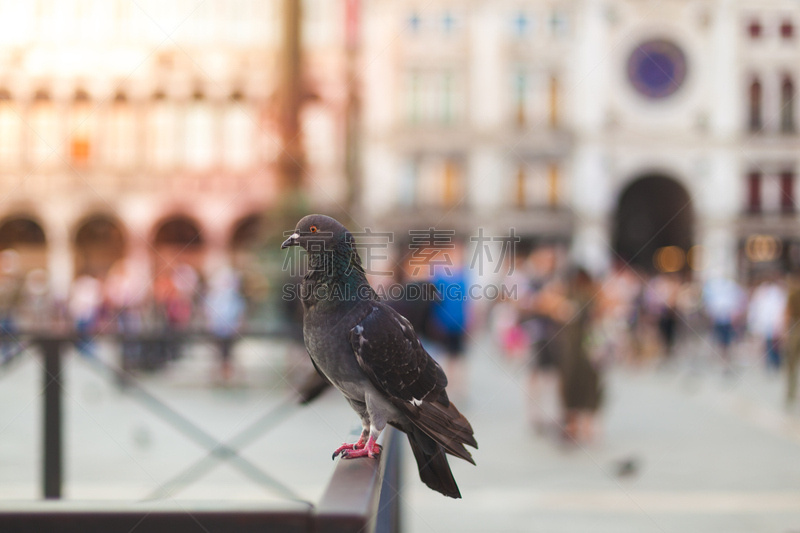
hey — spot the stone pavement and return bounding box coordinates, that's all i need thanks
[404,338,800,533]
[0,337,799,533]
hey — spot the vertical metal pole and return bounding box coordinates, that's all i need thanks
[278,0,304,193]
[344,0,361,215]
[42,338,62,499]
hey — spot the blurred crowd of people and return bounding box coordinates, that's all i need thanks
[3,235,800,420]
[490,245,800,445]
[0,249,247,380]
[364,239,800,446]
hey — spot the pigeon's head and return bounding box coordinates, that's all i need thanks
[281,214,351,251]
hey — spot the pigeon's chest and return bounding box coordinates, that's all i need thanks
[303,310,367,395]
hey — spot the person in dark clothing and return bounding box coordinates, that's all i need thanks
[553,268,603,443]
[785,273,800,408]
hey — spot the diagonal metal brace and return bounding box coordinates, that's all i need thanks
[78,354,302,501]
[147,396,299,500]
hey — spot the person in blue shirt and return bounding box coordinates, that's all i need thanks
[429,242,469,401]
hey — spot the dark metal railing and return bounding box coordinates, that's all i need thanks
[0,334,402,533]
[0,430,401,533]
[316,428,402,533]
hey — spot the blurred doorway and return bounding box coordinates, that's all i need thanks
[613,175,693,272]
[74,216,126,278]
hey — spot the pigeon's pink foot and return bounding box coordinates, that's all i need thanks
[331,435,366,460]
[340,436,382,459]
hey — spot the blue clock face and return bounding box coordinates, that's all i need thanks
[627,40,687,99]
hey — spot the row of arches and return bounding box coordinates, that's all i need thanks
[0,213,265,277]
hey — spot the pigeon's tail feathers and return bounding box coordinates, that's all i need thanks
[414,398,478,465]
[407,428,461,499]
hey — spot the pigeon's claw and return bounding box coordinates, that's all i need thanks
[331,438,366,460]
[340,436,381,459]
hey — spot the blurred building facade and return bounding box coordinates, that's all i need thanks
[0,0,349,298]
[0,0,798,302]
[359,0,800,279]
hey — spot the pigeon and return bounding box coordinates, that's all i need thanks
[281,214,477,498]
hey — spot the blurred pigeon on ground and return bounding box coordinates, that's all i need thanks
[281,214,477,498]
[613,456,640,478]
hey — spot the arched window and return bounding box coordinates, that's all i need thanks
[547,162,560,206]
[515,164,526,208]
[747,171,762,213]
[781,171,796,213]
[749,78,762,132]
[399,157,419,207]
[442,157,462,208]
[0,90,22,167]
[514,71,527,127]
[30,90,60,167]
[106,92,136,168]
[513,163,555,208]
[441,71,456,124]
[185,91,215,169]
[549,10,568,38]
[147,92,177,170]
[781,76,795,133]
[512,12,530,39]
[416,156,463,207]
[406,70,422,124]
[748,19,762,39]
[222,92,255,170]
[70,89,93,165]
[301,103,336,169]
[549,75,559,128]
[781,20,794,40]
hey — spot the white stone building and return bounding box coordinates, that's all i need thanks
[0,0,350,299]
[359,0,800,279]
[0,0,797,301]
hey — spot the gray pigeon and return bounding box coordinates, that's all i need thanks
[281,214,477,498]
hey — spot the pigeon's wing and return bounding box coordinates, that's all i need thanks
[349,302,477,462]
[350,302,446,405]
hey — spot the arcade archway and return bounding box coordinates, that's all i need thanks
[152,215,205,272]
[74,215,126,277]
[230,214,263,250]
[613,175,694,272]
[0,216,47,272]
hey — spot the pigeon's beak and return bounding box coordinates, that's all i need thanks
[281,232,300,249]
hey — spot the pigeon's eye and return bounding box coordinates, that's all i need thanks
[309,225,318,233]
